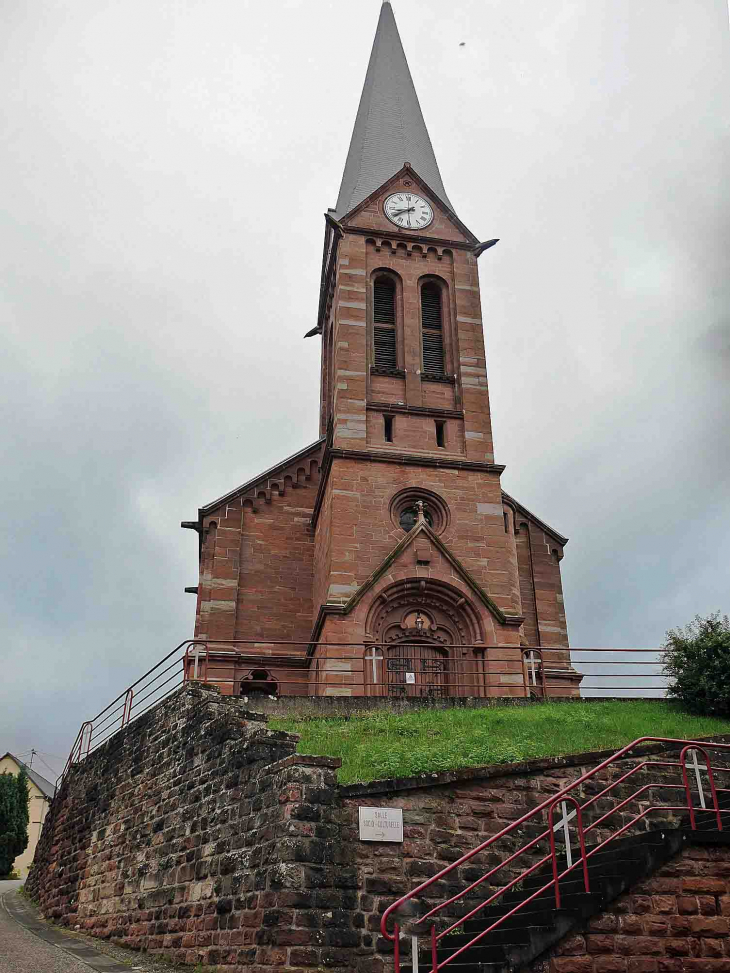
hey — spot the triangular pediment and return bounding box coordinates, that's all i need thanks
[340,165,479,246]
[323,516,522,627]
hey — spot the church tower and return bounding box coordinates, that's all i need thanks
[184,3,578,699]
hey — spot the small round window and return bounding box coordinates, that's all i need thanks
[399,505,433,532]
[390,489,449,535]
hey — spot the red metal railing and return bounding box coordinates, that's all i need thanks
[58,640,670,786]
[380,737,730,973]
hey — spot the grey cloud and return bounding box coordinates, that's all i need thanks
[1,0,728,769]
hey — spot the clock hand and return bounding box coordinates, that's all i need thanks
[392,206,415,216]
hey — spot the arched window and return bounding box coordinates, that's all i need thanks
[373,275,397,368]
[421,282,445,374]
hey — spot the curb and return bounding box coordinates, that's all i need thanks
[1,889,137,973]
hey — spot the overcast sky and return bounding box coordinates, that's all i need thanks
[1,0,728,776]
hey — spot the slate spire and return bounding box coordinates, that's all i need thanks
[333,1,452,218]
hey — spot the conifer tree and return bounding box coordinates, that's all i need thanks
[0,769,30,877]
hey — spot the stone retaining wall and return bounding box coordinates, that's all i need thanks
[28,685,356,972]
[28,687,730,973]
[529,843,730,973]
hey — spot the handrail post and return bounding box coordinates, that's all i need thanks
[431,923,438,973]
[393,923,400,973]
[547,795,590,908]
[680,745,723,832]
[71,721,93,765]
[122,689,133,727]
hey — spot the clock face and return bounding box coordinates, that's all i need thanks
[384,192,434,230]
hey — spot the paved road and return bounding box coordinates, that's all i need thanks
[0,882,128,973]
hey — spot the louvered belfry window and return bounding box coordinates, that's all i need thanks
[373,276,397,369]
[421,282,445,374]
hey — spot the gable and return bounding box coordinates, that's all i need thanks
[317,514,523,629]
[502,490,569,548]
[340,165,478,246]
[0,753,54,799]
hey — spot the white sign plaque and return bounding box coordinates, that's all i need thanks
[359,806,404,842]
[405,672,416,684]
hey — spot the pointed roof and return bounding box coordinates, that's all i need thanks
[1,753,55,799]
[334,1,452,219]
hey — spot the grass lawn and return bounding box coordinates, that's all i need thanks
[270,700,730,785]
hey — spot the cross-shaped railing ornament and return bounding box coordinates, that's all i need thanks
[689,747,707,809]
[552,800,576,867]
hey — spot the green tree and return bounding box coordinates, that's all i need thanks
[664,613,730,717]
[0,769,29,877]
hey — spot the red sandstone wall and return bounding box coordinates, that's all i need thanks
[516,516,569,648]
[234,497,315,642]
[318,456,515,616]
[530,844,730,973]
[195,448,322,646]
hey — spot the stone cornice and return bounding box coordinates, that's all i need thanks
[344,223,476,251]
[366,401,464,420]
[198,437,325,516]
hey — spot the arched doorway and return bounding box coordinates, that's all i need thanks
[363,581,485,697]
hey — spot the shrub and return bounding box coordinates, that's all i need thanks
[0,769,30,877]
[664,613,730,716]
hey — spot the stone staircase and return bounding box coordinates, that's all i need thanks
[402,808,730,973]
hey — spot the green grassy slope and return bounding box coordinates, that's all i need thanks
[270,700,730,785]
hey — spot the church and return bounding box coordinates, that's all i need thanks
[182,3,579,701]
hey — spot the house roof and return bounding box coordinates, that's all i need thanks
[1,753,55,799]
[333,1,452,219]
